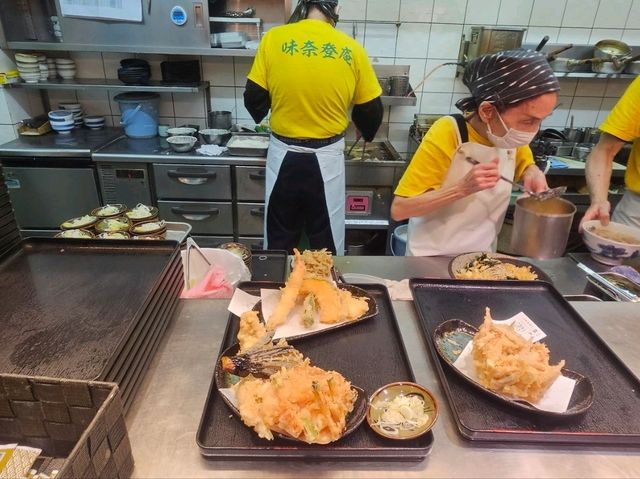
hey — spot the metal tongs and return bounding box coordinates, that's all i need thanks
[465,157,566,201]
[184,237,211,289]
[347,136,367,161]
[577,262,639,302]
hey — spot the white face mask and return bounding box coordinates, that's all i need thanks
[486,111,537,149]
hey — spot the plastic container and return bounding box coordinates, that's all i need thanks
[114,92,160,138]
[391,224,408,256]
[510,197,576,259]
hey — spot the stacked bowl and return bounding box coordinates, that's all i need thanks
[48,110,75,134]
[55,58,76,80]
[59,102,84,128]
[84,115,106,130]
[14,53,41,83]
[118,58,151,85]
[46,57,57,79]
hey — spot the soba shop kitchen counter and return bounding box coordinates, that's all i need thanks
[124,255,640,478]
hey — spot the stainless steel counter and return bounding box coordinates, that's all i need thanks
[125,257,640,478]
[0,128,123,158]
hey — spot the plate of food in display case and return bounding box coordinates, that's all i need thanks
[433,308,593,418]
[213,314,368,445]
[252,249,378,341]
[449,252,552,282]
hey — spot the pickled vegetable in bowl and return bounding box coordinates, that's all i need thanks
[131,220,166,235]
[55,228,94,239]
[91,204,127,218]
[95,216,130,233]
[60,215,97,230]
[125,203,158,221]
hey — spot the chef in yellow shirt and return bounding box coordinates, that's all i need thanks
[244,0,383,255]
[391,50,558,256]
[581,76,640,229]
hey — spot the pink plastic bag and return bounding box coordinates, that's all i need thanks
[180,265,234,299]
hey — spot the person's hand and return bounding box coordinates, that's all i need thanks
[579,201,611,232]
[459,158,500,196]
[522,165,549,193]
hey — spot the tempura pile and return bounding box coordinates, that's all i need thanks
[472,308,564,402]
[266,249,369,330]
[456,254,538,280]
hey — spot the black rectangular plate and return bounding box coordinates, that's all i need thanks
[250,249,288,282]
[196,282,433,460]
[410,278,640,446]
[0,238,180,380]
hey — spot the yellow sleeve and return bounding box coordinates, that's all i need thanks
[394,117,459,197]
[599,76,640,142]
[514,145,534,181]
[352,44,382,105]
[247,32,270,90]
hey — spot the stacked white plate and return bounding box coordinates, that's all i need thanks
[15,53,41,83]
[83,115,105,130]
[46,58,57,79]
[59,102,84,128]
[37,55,48,81]
[48,110,75,134]
[55,58,76,80]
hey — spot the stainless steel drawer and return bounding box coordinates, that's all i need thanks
[153,164,231,200]
[158,200,233,235]
[237,202,265,236]
[235,166,266,201]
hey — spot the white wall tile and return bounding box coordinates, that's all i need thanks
[395,58,427,92]
[4,90,37,124]
[575,78,608,97]
[0,124,17,145]
[202,56,235,87]
[399,0,433,22]
[589,28,623,42]
[367,0,400,21]
[621,29,640,44]
[421,59,456,93]
[388,122,411,154]
[568,96,603,127]
[596,97,618,125]
[395,23,430,59]
[70,52,105,79]
[339,0,367,21]
[465,0,500,25]
[605,78,633,97]
[0,51,16,72]
[101,53,129,79]
[420,92,453,114]
[76,90,111,116]
[450,92,467,112]
[627,0,640,28]
[233,57,253,87]
[542,95,572,128]
[525,27,559,43]
[561,0,597,28]
[432,0,467,24]
[497,0,534,26]
[336,22,365,44]
[174,117,206,130]
[48,90,78,108]
[173,92,206,118]
[594,0,632,28]
[0,92,10,125]
[428,24,463,59]
[235,87,253,122]
[557,28,592,44]
[158,116,177,128]
[389,94,422,122]
[210,86,237,117]
[364,24,398,58]
[136,54,167,80]
[558,78,578,96]
[530,0,567,27]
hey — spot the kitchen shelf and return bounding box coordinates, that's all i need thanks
[3,78,210,93]
[552,72,637,79]
[209,16,262,25]
[381,92,417,106]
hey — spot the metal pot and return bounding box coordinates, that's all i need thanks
[510,197,577,259]
[208,110,232,130]
[592,39,631,73]
[549,57,588,73]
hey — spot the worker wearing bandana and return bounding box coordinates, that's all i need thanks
[244,0,383,255]
[391,50,559,256]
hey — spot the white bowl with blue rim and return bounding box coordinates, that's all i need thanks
[582,220,640,265]
[48,110,74,123]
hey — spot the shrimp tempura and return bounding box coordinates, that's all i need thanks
[267,249,306,330]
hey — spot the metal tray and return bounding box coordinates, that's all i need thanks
[164,221,192,243]
[410,278,640,446]
[197,282,433,460]
[226,133,269,157]
[0,238,181,380]
[250,249,288,282]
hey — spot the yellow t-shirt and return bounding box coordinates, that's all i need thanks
[599,75,640,193]
[247,19,381,139]
[395,116,534,196]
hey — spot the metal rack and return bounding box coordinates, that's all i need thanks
[3,78,209,94]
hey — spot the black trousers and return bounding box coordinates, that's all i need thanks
[266,150,337,254]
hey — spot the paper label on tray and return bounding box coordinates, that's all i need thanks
[453,312,575,413]
[492,312,547,342]
[228,289,260,317]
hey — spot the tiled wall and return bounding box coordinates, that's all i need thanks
[1,0,639,157]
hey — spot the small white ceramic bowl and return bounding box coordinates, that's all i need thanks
[582,220,640,265]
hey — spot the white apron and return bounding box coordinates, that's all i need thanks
[406,118,516,256]
[612,189,640,229]
[264,134,346,254]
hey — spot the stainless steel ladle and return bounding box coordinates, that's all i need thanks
[465,157,566,201]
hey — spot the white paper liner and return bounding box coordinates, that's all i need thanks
[452,312,576,413]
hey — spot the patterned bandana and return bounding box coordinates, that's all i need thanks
[455,49,560,113]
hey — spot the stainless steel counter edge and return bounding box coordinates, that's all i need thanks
[0,128,124,158]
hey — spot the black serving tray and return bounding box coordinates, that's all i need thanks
[197,282,433,460]
[250,249,288,282]
[410,278,640,446]
[0,238,181,381]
